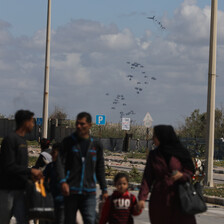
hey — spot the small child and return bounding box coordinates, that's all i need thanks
[34,138,52,170]
[44,143,64,224]
[99,172,141,224]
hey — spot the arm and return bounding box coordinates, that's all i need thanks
[43,164,50,181]
[138,151,154,201]
[99,197,111,224]
[55,141,70,196]
[1,137,31,176]
[96,141,107,194]
[131,195,142,216]
[56,141,67,183]
[169,157,194,183]
[179,168,193,182]
[33,155,46,169]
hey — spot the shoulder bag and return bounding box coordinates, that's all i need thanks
[26,178,55,221]
[178,181,207,215]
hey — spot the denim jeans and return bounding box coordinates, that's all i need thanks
[0,190,28,224]
[64,194,96,224]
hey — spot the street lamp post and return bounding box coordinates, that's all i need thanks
[42,0,51,138]
[205,0,218,187]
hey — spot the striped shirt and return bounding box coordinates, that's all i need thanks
[99,190,141,224]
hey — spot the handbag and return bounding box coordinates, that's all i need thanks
[178,181,207,215]
[26,178,55,221]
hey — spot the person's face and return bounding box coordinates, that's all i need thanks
[153,133,160,147]
[76,117,92,137]
[24,117,34,133]
[115,177,129,194]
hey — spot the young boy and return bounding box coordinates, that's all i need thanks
[34,138,52,170]
[99,173,141,224]
[44,143,64,224]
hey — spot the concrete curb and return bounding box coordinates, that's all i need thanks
[213,169,224,174]
[106,179,224,206]
[106,179,140,190]
[105,158,146,165]
[204,195,224,206]
[106,158,224,174]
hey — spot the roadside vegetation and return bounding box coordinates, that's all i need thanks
[29,156,38,167]
[203,185,224,198]
[214,160,224,167]
[27,140,39,147]
[105,165,143,184]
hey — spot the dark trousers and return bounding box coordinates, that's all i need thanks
[0,190,28,224]
[55,206,64,224]
[39,205,64,224]
[64,194,96,224]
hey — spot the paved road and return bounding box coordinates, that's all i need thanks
[214,173,224,184]
[10,186,224,224]
[134,202,224,224]
[99,187,224,224]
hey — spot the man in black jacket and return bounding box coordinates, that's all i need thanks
[0,110,43,224]
[56,112,108,224]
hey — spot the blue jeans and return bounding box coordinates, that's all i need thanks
[64,194,96,224]
[0,190,28,224]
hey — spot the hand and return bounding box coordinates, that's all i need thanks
[133,204,142,214]
[61,182,70,196]
[171,171,183,182]
[137,200,145,211]
[102,192,109,202]
[31,168,43,181]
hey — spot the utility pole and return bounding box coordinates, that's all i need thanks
[42,0,51,138]
[205,0,218,187]
[146,127,149,154]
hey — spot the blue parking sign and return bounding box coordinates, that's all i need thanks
[36,118,43,126]
[96,115,106,125]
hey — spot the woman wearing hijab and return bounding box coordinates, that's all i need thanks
[137,125,196,224]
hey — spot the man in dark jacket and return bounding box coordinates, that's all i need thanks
[0,110,43,224]
[56,112,108,224]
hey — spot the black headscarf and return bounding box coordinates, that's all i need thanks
[154,125,195,173]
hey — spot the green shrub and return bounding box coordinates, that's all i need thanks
[203,185,224,198]
[129,166,143,183]
[29,156,38,167]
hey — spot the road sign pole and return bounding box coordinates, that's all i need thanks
[99,125,102,139]
[205,0,218,187]
[146,128,149,153]
[42,0,51,139]
[38,126,41,143]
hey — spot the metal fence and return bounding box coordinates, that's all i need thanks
[0,118,223,159]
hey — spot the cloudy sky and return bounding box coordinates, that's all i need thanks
[0,0,224,126]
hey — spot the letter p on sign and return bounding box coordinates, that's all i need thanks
[96,115,106,125]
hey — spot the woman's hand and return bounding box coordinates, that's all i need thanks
[137,200,145,211]
[171,170,183,182]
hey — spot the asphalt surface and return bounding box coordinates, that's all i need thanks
[213,173,224,184]
[103,187,224,224]
[134,202,224,224]
[9,186,224,224]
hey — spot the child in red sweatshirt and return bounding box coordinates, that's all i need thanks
[99,172,142,224]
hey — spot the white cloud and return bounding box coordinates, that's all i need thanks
[100,29,135,50]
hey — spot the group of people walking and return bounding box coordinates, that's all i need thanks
[0,109,197,224]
